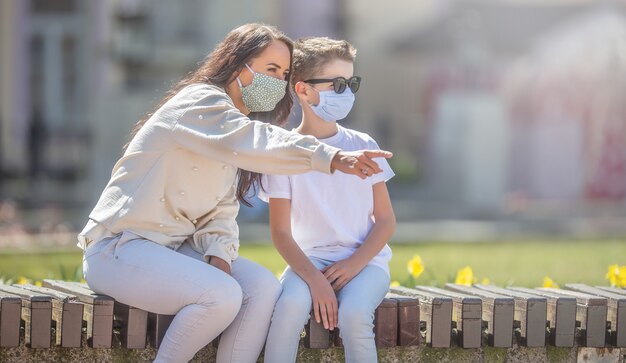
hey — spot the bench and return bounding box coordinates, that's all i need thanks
[0,281,624,362]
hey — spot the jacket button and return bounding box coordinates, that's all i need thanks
[198,114,203,119]
[175,216,180,221]
[222,165,229,169]
[192,167,199,171]
[160,197,165,202]
[220,124,225,129]
[179,191,185,196]
[192,219,198,224]
[159,224,164,228]
[232,151,238,156]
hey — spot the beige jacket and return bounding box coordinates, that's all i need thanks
[78,83,339,266]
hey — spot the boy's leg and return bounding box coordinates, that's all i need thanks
[83,232,243,363]
[336,265,390,363]
[264,258,329,363]
[176,242,282,363]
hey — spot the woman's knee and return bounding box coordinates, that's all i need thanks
[260,273,282,303]
[197,276,243,319]
[247,266,282,300]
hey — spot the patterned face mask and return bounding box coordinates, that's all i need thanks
[237,64,288,113]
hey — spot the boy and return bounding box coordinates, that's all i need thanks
[260,37,396,363]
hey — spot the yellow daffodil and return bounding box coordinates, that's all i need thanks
[455,266,475,286]
[606,264,620,286]
[618,266,626,288]
[542,276,559,288]
[390,281,401,287]
[34,281,42,287]
[407,255,425,279]
[481,277,490,285]
[15,277,31,285]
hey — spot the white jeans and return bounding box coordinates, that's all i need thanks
[82,231,282,363]
[264,257,390,363]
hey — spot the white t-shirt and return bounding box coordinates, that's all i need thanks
[258,125,395,275]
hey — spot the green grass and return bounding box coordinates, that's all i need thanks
[0,239,624,287]
[0,248,84,283]
[388,239,625,287]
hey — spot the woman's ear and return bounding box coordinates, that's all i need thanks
[229,66,245,85]
[230,70,240,83]
[234,64,254,87]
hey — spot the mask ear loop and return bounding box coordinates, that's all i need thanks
[306,83,325,109]
[304,83,320,106]
[299,82,318,108]
[236,64,255,88]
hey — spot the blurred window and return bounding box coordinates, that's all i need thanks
[31,0,75,14]
[62,34,76,122]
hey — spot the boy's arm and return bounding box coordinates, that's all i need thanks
[323,181,396,291]
[269,198,338,330]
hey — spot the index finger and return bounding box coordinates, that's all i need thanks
[329,299,337,329]
[361,150,392,174]
[364,150,393,159]
[320,303,329,330]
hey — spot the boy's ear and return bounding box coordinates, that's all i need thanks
[294,81,308,96]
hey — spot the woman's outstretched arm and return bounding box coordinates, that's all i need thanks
[170,86,391,177]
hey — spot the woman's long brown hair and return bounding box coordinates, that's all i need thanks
[123,23,293,207]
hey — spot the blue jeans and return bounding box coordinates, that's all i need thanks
[264,257,390,363]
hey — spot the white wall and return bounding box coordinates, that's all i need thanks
[0,0,30,172]
[432,91,510,210]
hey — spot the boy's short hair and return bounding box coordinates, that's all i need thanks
[291,37,357,89]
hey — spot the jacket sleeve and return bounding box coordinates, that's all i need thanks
[190,183,240,267]
[170,89,340,175]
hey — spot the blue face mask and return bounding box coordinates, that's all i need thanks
[310,88,355,122]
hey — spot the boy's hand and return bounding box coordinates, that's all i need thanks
[322,258,365,292]
[309,272,338,330]
[331,150,393,179]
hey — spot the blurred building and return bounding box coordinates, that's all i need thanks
[347,0,626,216]
[0,0,288,226]
[1,0,625,231]
[1,0,101,211]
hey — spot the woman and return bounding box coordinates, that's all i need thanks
[79,23,391,363]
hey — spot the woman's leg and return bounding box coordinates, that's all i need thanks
[264,258,329,363]
[336,265,390,363]
[177,242,282,363]
[83,232,243,363]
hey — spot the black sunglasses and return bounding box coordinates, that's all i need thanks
[303,76,361,94]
